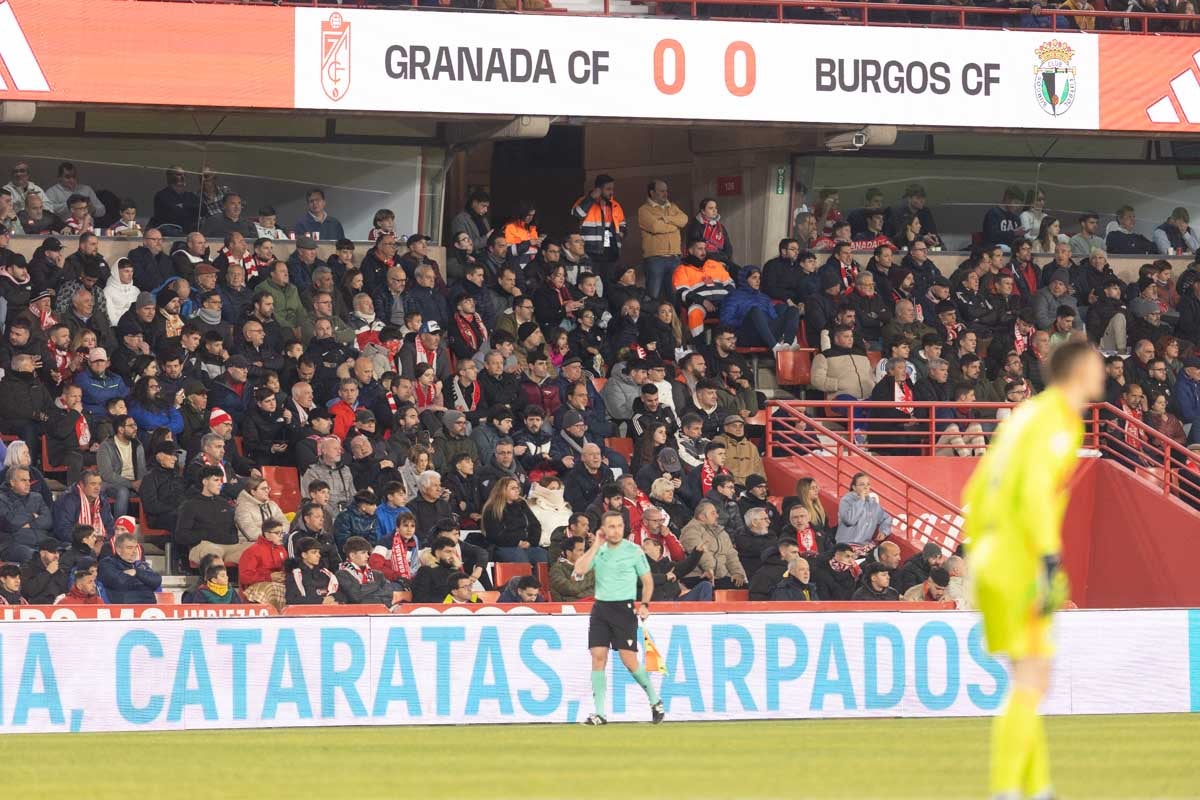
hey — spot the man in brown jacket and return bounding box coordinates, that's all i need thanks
[679,499,747,589]
[637,179,688,301]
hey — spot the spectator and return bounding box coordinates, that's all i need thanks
[686,197,735,269]
[549,535,596,601]
[770,557,822,601]
[570,174,626,280]
[868,357,921,455]
[4,162,44,214]
[96,414,145,519]
[200,192,255,239]
[237,519,288,611]
[337,536,404,607]
[712,415,761,489]
[44,162,105,219]
[293,188,345,242]
[439,571,480,604]
[190,563,239,605]
[1178,358,1200,444]
[234,474,288,543]
[735,506,777,578]
[149,166,198,233]
[20,538,67,604]
[810,324,875,401]
[450,190,491,254]
[1068,212,1105,259]
[0,353,51,455]
[720,266,801,351]
[482,476,547,564]
[835,472,893,547]
[99,533,162,604]
[74,347,128,417]
[300,436,356,512]
[637,180,688,300]
[411,535,465,603]
[175,464,243,565]
[1153,207,1199,256]
[852,561,901,601]
[284,536,339,606]
[982,186,1026,249]
[56,555,102,605]
[894,542,948,594]
[748,538,800,600]
[811,543,860,600]
[902,565,951,602]
[778,503,828,558]
[333,489,379,552]
[18,195,62,237]
[287,500,338,570]
[1033,269,1083,331]
[642,537,710,602]
[679,499,747,589]
[497,574,543,604]
[53,470,114,544]
[0,465,53,564]
[1106,205,1156,255]
[673,237,734,338]
[944,555,971,609]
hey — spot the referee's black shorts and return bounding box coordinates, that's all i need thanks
[588,599,639,652]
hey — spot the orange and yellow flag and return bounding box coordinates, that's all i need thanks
[642,626,667,675]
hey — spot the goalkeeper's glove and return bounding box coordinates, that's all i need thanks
[1040,554,1069,616]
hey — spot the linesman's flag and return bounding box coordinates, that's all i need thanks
[642,626,667,675]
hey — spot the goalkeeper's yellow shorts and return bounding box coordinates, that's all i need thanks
[975,567,1054,661]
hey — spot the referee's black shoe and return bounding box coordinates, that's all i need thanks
[583,714,608,726]
[650,702,665,724]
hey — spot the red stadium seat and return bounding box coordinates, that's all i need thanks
[494,562,532,589]
[775,348,812,386]
[262,466,301,515]
[479,591,501,603]
[591,377,607,392]
[715,590,749,602]
[535,561,549,591]
[867,350,883,368]
[605,437,634,460]
[39,435,66,475]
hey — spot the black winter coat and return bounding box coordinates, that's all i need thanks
[174,493,237,551]
[482,500,542,549]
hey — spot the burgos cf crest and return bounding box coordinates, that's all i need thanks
[321,12,351,102]
[1034,40,1076,117]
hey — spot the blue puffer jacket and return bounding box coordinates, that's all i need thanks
[719,271,778,329]
[333,506,378,550]
[129,401,184,438]
[73,368,130,416]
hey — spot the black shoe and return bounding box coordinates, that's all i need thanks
[650,701,665,724]
[582,713,608,726]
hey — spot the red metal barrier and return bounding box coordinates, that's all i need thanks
[766,401,967,553]
[130,0,1200,34]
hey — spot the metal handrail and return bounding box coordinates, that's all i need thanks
[767,401,967,551]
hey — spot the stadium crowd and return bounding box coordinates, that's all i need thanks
[0,160,1195,608]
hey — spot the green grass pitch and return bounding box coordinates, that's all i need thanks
[2,714,1197,798]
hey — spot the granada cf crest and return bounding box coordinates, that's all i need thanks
[321,12,351,102]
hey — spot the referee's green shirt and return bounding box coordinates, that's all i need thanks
[588,539,650,601]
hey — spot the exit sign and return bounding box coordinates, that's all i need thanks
[716,175,742,196]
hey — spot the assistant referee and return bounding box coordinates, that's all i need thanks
[572,509,665,726]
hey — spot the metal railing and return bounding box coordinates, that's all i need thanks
[131,0,1200,34]
[766,399,1200,538]
[766,401,967,553]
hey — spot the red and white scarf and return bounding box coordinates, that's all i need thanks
[48,341,71,377]
[795,526,819,554]
[449,379,480,413]
[700,460,727,497]
[1012,322,1030,356]
[35,303,57,331]
[454,313,483,353]
[389,535,418,581]
[339,561,373,585]
[201,453,229,484]
[829,555,862,579]
[894,380,914,416]
[414,337,437,370]
[1123,405,1145,450]
[413,381,437,410]
[76,485,102,530]
[222,247,258,281]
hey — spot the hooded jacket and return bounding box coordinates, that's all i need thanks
[719,271,778,329]
[748,543,791,601]
[527,481,571,548]
[672,254,733,308]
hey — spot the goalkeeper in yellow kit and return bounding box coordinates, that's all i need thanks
[962,341,1104,800]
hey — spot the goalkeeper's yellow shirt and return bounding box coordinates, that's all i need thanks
[962,385,1083,578]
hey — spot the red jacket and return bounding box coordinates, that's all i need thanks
[238,535,288,586]
[329,400,360,440]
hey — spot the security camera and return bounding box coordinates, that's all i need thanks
[823,125,897,152]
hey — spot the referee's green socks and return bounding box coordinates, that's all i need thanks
[632,667,660,705]
[591,671,607,716]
